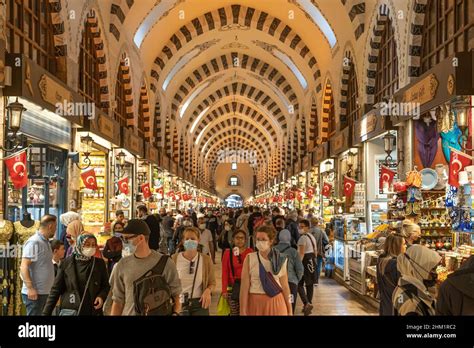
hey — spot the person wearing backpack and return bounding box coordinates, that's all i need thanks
[221,230,253,315]
[310,218,330,284]
[297,219,317,316]
[109,219,182,316]
[275,229,304,315]
[171,227,216,316]
[42,233,110,316]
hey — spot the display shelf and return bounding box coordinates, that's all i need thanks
[82,211,106,214]
[84,222,104,226]
[420,207,448,210]
[421,235,453,238]
[421,227,452,230]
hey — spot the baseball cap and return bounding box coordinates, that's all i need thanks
[122,219,150,236]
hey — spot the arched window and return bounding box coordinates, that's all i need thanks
[114,60,128,127]
[229,176,240,186]
[346,61,359,126]
[6,0,57,74]
[79,18,102,110]
[421,0,474,73]
[374,18,398,104]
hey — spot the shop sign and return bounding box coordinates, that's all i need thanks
[402,73,438,106]
[171,161,178,175]
[148,146,159,165]
[330,127,350,156]
[178,166,184,179]
[97,116,115,140]
[0,40,6,88]
[302,154,311,171]
[293,161,301,174]
[313,143,328,165]
[352,111,391,146]
[286,167,293,179]
[4,54,84,126]
[122,127,144,157]
[162,155,170,171]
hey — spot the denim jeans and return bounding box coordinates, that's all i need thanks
[316,255,324,283]
[167,237,174,254]
[22,294,49,316]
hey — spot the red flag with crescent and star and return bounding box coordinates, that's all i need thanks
[306,186,315,199]
[81,168,98,191]
[4,149,28,189]
[168,190,175,200]
[343,176,357,197]
[449,147,472,187]
[322,182,332,198]
[117,176,129,195]
[141,182,152,199]
[156,187,164,196]
[379,165,396,189]
[175,192,182,201]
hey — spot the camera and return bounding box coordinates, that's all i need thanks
[181,292,191,316]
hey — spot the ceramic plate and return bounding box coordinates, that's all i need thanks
[420,168,438,190]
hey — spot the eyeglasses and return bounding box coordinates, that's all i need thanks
[120,235,139,242]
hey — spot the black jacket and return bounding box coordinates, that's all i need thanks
[436,256,474,315]
[376,256,400,316]
[144,215,161,250]
[43,256,110,316]
[247,212,262,236]
[285,219,300,249]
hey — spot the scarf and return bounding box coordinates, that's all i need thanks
[66,220,83,241]
[73,233,97,261]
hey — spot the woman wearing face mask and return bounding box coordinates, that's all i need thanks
[171,227,216,316]
[43,234,110,315]
[173,218,194,253]
[392,244,441,316]
[197,214,214,258]
[221,230,253,315]
[240,225,292,316]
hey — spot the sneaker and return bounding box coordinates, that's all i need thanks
[303,304,313,316]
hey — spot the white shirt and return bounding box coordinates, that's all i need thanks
[199,229,213,255]
[176,253,203,299]
[248,252,287,294]
[298,233,317,254]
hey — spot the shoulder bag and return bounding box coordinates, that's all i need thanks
[229,250,241,301]
[256,252,283,298]
[59,257,96,316]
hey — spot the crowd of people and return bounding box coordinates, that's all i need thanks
[18,206,473,316]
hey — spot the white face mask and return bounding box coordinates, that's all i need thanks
[199,224,206,230]
[224,225,231,231]
[256,240,270,252]
[82,247,96,258]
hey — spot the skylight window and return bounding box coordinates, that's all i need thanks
[190,106,210,133]
[297,0,337,48]
[273,49,307,90]
[134,1,176,48]
[163,48,200,91]
[180,81,210,117]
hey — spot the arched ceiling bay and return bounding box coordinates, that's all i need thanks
[116,0,349,186]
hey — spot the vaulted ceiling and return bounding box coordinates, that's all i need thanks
[105,0,358,186]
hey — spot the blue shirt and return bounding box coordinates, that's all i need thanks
[21,231,54,295]
[275,243,304,285]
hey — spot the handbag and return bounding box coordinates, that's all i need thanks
[256,253,283,298]
[217,295,231,316]
[229,251,241,301]
[59,257,96,316]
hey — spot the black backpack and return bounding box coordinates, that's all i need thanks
[133,255,173,316]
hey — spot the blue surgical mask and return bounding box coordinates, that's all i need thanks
[122,240,137,257]
[183,239,199,251]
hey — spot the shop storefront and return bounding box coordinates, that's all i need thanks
[76,112,121,239]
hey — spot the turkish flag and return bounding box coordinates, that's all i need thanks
[379,165,397,188]
[156,187,164,197]
[4,149,28,189]
[285,190,295,200]
[80,168,98,190]
[449,147,472,187]
[322,182,332,198]
[141,182,151,199]
[168,190,175,200]
[343,176,357,197]
[296,190,304,201]
[306,186,315,199]
[117,176,129,195]
[175,192,182,201]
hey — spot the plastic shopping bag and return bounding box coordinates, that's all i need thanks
[217,295,231,316]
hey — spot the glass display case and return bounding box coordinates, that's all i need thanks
[368,201,388,232]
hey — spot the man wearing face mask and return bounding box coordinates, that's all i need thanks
[110,219,182,316]
[158,208,175,254]
[20,215,57,315]
[136,205,161,252]
[392,245,441,316]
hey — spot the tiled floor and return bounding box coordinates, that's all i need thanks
[209,252,378,316]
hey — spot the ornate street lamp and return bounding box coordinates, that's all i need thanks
[113,150,127,179]
[453,96,474,152]
[1,98,26,152]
